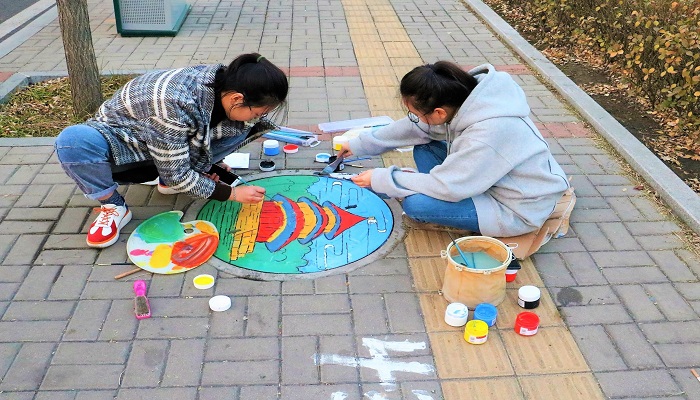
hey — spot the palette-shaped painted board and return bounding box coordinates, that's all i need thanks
[197,174,395,275]
[127,211,219,274]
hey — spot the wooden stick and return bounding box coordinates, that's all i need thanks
[691,369,700,383]
[114,268,142,280]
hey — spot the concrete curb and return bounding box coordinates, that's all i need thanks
[465,0,700,235]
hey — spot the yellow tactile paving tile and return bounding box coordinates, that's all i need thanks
[501,327,590,375]
[442,378,523,399]
[430,330,514,378]
[341,0,605,398]
[419,293,452,332]
[519,373,606,400]
[409,257,444,292]
[496,289,564,329]
[404,230,453,257]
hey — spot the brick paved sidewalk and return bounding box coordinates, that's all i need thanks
[1,0,699,399]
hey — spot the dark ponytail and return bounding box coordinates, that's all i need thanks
[212,53,289,108]
[399,60,477,114]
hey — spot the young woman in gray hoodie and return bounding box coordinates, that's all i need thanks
[340,61,570,238]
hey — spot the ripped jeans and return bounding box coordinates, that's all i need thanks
[54,124,243,200]
[401,140,480,233]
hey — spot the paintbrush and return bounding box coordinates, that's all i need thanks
[446,231,475,269]
[692,369,700,383]
[234,176,274,201]
[318,153,345,176]
[133,280,151,320]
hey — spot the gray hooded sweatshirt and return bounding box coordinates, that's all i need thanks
[347,64,570,237]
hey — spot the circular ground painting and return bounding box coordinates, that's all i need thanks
[189,171,404,280]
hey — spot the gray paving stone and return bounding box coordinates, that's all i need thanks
[42,185,77,208]
[606,323,663,369]
[636,234,687,251]
[239,385,281,400]
[121,339,168,388]
[13,264,61,300]
[531,253,576,287]
[99,299,138,341]
[615,284,666,321]
[246,296,281,336]
[48,265,91,300]
[52,341,130,364]
[202,360,279,385]
[591,251,655,267]
[571,325,627,372]
[35,249,97,266]
[6,207,61,221]
[280,384,361,400]
[645,283,698,321]
[648,250,697,282]
[215,276,281,296]
[282,293,350,314]
[385,292,426,333]
[602,266,669,284]
[135,317,209,339]
[282,313,352,336]
[0,264,30,282]
[319,335,360,384]
[197,387,240,400]
[551,285,619,306]
[2,300,75,321]
[606,196,646,221]
[561,251,607,285]
[595,370,681,398]
[3,234,46,265]
[147,297,210,318]
[281,279,315,294]
[113,388,198,400]
[206,337,279,362]
[560,304,633,325]
[348,275,414,294]
[0,342,54,391]
[63,299,112,341]
[349,257,410,276]
[314,274,349,294]
[13,185,50,208]
[282,336,318,384]
[162,338,206,387]
[351,293,389,336]
[572,222,614,251]
[0,342,20,379]
[641,320,700,343]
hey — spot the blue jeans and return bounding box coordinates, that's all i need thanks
[55,124,244,201]
[401,141,480,233]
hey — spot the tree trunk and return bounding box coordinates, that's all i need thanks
[56,0,102,118]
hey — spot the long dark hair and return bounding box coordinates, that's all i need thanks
[400,61,478,114]
[211,53,288,108]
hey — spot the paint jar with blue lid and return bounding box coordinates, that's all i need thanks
[263,140,280,156]
[473,303,498,327]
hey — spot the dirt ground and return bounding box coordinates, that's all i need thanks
[555,59,700,193]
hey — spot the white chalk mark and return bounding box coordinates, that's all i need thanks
[331,392,348,400]
[412,390,435,400]
[364,391,389,399]
[315,338,434,392]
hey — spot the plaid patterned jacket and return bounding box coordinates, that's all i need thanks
[86,64,269,199]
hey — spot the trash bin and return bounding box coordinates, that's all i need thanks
[113,0,191,37]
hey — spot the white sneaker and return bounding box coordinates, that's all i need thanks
[157,183,179,195]
[86,204,132,248]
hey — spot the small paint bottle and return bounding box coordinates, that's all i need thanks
[444,302,469,327]
[514,311,540,336]
[473,303,498,327]
[263,140,280,156]
[518,285,541,309]
[259,160,276,172]
[464,319,489,344]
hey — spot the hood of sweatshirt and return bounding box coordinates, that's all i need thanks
[450,64,531,132]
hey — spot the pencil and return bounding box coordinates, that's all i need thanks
[692,369,700,383]
[235,176,274,200]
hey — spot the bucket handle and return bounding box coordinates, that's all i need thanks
[440,249,466,272]
[505,243,518,261]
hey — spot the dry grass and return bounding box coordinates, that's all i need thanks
[0,75,134,138]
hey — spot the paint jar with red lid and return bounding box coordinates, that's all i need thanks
[514,311,540,336]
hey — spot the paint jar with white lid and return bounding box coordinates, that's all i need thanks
[517,285,541,309]
[263,140,280,156]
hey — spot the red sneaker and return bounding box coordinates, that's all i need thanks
[86,204,132,248]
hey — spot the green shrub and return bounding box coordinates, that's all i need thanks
[507,0,699,158]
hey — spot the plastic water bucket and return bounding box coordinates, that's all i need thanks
[441,236,512,309]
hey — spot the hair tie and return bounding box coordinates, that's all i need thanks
[256,55,265,63]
